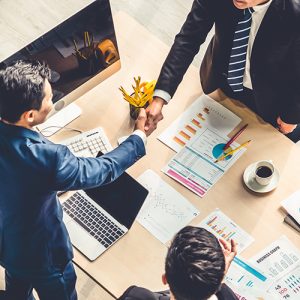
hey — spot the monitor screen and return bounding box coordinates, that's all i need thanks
[0,0,120,113]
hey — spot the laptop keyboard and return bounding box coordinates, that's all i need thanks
[62,192,125,248]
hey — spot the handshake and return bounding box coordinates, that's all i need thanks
[134,97,165,136]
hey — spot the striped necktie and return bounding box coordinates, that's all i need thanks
[227,8,254,92]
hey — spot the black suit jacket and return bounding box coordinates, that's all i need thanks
[156,0,300,124]
[118,284,238,300]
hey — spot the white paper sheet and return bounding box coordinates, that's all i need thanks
[136,170,200,244]
[197,209,254,253]
[250,236,300,300]
[158,94,241,152]
[162,128,246,197]
[225,257,270,300]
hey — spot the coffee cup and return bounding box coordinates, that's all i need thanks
[254,160,274,186]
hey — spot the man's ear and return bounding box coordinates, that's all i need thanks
[23,110,35,124]
[162,273,168,285]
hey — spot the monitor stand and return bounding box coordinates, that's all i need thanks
[36,103,82,136]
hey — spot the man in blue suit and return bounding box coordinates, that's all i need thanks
[0,60,150,300]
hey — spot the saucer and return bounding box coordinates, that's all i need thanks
[243,163,280,193]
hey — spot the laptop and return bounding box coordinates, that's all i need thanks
[61,169,148,261]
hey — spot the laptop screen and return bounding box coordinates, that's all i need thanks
[84,172,148,229]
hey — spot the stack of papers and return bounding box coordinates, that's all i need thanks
[281,190,300,232]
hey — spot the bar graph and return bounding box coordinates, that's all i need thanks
[206,215,237,241]
[198,209,254,253]
[158,94,241,153]
[172,107,209,148]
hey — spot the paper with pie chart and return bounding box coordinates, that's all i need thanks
[162,128,246,197]
[136,170,200,244]
[158,94,241,152]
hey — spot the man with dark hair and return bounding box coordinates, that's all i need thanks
[145,0,300,142]
[119,226,238,300]
[0,60,152,300]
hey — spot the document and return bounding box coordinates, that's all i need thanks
[225,257,270,300]
[158,94,241,152]
[197,209,254,253]
[136,170,200,244]
[250,236,300,300]
[281,190,300,225]
[162,128,246,197]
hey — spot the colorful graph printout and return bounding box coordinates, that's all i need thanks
[158,94,241,152]
[197,209,254,253]
[251,236,300,299]
[225,257,270,299]
[162,128,245,197]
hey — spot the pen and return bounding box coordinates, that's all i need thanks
[224,124,248,150]
[73,39,78,52]
[215,140,251,163]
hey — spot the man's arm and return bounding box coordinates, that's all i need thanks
[51,109,149,191]
[146,0,216,132]
[277,28,300,132]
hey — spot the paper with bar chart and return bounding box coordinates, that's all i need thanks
[162,128,246,197]
[225,256,270,299]
[158,94,241,152]
[250,236,300,299]
[136,170,200,244]
[197,209,254,252]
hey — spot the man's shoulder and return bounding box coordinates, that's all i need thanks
[284,0,300,21]
[118,286,169,300]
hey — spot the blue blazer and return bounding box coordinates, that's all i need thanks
[0,122,145,272]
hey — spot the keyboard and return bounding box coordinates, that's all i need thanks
[62,192,125,248]
[60,127,113,157]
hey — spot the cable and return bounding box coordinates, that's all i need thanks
[37,126,82,138]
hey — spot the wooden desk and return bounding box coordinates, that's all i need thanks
[52,12,300,298]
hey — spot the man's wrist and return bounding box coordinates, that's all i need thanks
[153,89,171,104]
[131,129,147,146]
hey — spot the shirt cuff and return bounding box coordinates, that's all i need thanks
[131,130,147,146]
[153,89,171,104]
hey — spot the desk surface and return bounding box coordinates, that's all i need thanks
[52,12,300,298]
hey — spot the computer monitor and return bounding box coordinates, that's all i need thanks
[0,0,120,116]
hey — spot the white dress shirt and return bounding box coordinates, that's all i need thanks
[154,0,273,102]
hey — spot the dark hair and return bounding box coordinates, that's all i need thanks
[165,226,225,300]
[0,60,50,123]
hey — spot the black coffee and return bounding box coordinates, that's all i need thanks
[256,166,273,178]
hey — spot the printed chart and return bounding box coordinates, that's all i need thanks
[225,256,269,299]
[163,129,245,197]
[198,209,254,253]
[137,170,199,244]
[158,94,241,152]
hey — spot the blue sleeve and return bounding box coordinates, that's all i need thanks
[52,135,145,191]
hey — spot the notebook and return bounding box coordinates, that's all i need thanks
[62,164,148,260]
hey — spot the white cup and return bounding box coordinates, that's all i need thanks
[254,160,275,186]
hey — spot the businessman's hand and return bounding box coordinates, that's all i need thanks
[145,97,165,133]
[277,116,297,134]
[219,238,237,275]
[135,108,155,136]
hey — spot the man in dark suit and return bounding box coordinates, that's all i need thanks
[0,60,152,300]
[145,0,300,142]
[118,226,238,300]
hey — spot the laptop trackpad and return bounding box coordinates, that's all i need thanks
[66,220,106,261]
